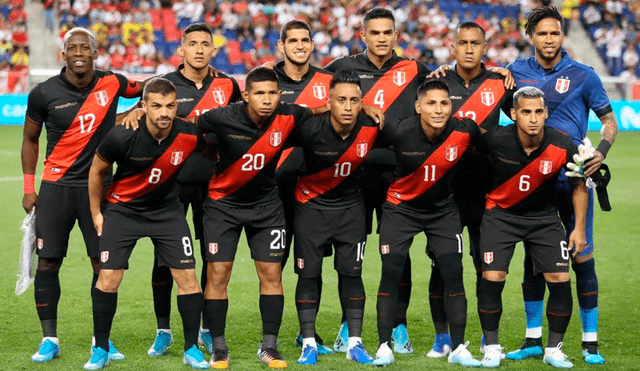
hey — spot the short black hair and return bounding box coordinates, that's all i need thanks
[182,22,213,42]
[525,6,563,36]
[143,77,177,101]
[280,20,312,42]
[363,7,395,28]
[245,67,279,92]
[329,68,361,91]
[453,21,486,40]
[417,79,450,98]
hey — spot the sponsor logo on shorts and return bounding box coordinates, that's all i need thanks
[170,151,184,166]
[37,238,43,250]
[209,243,218,255]
[539,160,553,175]
[556,262,568,267]
[484,252,493,264]
[381,245,390,254]
[297,258,304,269]
[270,131,282,147]
[180,259,195,264]
[100,251,109,263]
[270,252,284,257]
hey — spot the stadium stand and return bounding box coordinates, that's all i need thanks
[0,0,27,93]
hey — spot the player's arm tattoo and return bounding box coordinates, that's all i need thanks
[598,111,618,151]
[584,111,619,177]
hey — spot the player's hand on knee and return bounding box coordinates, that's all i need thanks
[22,193,38,214]
[121,108,144,131]
[569,230,586,257]
[427,64,450,78]
[92,212,104,237]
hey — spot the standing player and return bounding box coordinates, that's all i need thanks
[373,80,482,367]
[21,27,145,363]
[325,7,431,353]
[503,6,618,364]
[427,22,514,358]
[294,69,377,366]
[477,86,587,369]
[85,78,208,370]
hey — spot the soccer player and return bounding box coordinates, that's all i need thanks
[372,79,482,367]
[21,27,144,363]
[85,77,208,370]
[477,86,587,368]
[503,6,618,364]
[294,69,377,366]
[324,7,431,353]
[427,22,514,358]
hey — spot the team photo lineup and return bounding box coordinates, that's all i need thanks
[19,3,620,370]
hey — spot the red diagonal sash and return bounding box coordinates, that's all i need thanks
[294,72,333,109]
[208,115,296,200]
[453,78,505,126]
[188,79,234,118]
[387,130,471,205]
[363,60,418,112]
[43,75,121,182]
[106,132,199,203]
[295,126,378,204]
[486,144,567,210]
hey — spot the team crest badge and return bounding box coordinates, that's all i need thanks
[212,90,226,105]
[37,238,43,250]
[555,77,570,94]
[381,245,390,255]
[100,251,109,263]
[393,71,406,86]
[270,131,282,147]
[484,252,493,264]
[170,151,184,166]
[481,91,495,106]
[95,90,109,107]
[539,160,553,175]
[445,145,458,162]
[209,243,218,255]
[297,258,304,269]
[356,143,368,158]
[312,84,326,100]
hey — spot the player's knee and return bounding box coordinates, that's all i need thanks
[482,270,506,282]
[436,253,465,293]
[96,269,124,293]
[543,272,570,283]
[171,268,201,293]
[37,257,63,272]
[572,253,593,265]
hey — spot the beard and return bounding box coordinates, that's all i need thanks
[284,51,311,67]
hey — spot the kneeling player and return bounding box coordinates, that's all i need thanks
[477,86,587,369]
[85,78,208,370]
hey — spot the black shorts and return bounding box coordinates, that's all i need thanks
[203,198,286,263]
[35,182,99,259]
[99,201,196,270]
[379,201,464,259]
[179,183,208,240]
[293,202,366,278]
[479,209,570,274]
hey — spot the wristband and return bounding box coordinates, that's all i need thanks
[596,140,612,159]
[23,174,35,194]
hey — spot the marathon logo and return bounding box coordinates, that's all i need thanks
[170,151,184,166]
[381,245,390,255]
[359,74,374,79]
[270,131,282,147]
[95,90,110,107]
[356,143,368,158]
[100,251,109,263]
[37,238,43,250]
[539,160,553,175]
[484,252,493,264]
[556,262,568,267]
[281,91,295,95]
[209,243,218,255]
[297,258,304,269]
[312,84,326,100]
[555,77,570,94]
[212,89,226,105]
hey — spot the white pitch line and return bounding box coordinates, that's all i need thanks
[0,176,42,182]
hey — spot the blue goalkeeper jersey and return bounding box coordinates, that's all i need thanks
[507,51,613,146]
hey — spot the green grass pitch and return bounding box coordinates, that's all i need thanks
[0,126,638,370]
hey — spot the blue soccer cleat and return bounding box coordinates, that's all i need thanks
[448,341,482,367]
[198,329,213,354]
[481,344,503,368]
[334,321,349,353]
[148,330,173,356]
[582,348,605,364]
[392,324,414,354]
[107,340,124,360]
[183,344,209,369]
[346,342,373,364]
[84,346,109,370]
[297,345,318,365]
[544,343,574,368]
[296,331,333,354]
[31,338,60,362]
[317,342,333,355]
[427,333,452,358]
[506,338,544,360]
[372,342,394,366]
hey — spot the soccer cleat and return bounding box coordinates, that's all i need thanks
[210,348,230,369]
[544,343,574,368]
[198,329,213,354]
[317,342,333,355]
[148,330,173,356]
[108,340,125,361]
[427,333,452,358]
[183,344,209,369]
[582,344,605,365]
[346,342,373,364]
[32,338,60,362]
[334,321,349,352]
[481,344,503,368]
[297,345,318,365]
[296,332,333,354]
[84,346,109,370]
[506,337,544,360]
[448,341,482,367]
[372,342,394,366]
[480,335,486,354]
[392,324,414,354]
[259,348,287,369]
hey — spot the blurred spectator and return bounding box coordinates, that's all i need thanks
[72,0,90,18]
[173,0,204,23]
[10,45,28,71]
[583,4,602,27]
[8,4,26,24]
[11,23,28,47]
[95,47,111,70]
[622,43,639,70]
[606,25,625,74]
[155,52,174,74]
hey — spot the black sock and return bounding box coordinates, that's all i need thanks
[152,259,173,330]
[296,276,318,339]
[341,275,366,338]
[395,255,412,327]
[178,293,203,350]
[546,281,572,348]
[438,254,467,348]
[477,278,505,345]
[377,254,404,345]
[338,274,346,323]
[522,254,546,302]
[429,261,448,333]
[204,299,228,341]
[35,270,61,337]
[92,287,117,352]
[199,241,208,293]
[260,294,284,347]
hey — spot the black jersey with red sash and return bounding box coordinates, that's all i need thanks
[294,112,378,209]
[482,125,578,216]
[26,68,139,186]
[196,102,311,206]
[163,67,241,184]
[96,118,204,211]
[383,116,480,210]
